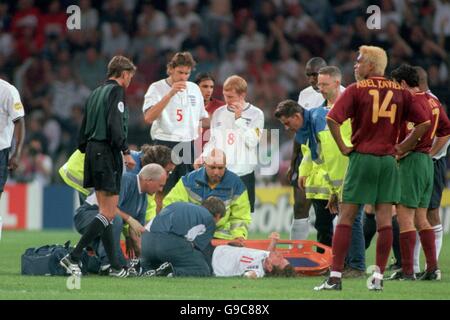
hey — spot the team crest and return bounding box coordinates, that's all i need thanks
[14,102,24,111]
[188,95,196,106]
[407,122,414,130]
[118,101,124,113]
[242,117,251,125]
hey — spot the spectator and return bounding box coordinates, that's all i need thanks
[181,22,211,52]
[203,0,233,45]
[158,22,185,53]
[101,21,130,59]
[11,0,41,38]
[254,0,277,35]
[100,0,128,33]
[0,4,14,59]
[16,137,53,186]
[20,56,52,113]
[236,19,266,59]
[379,0,403,30]
[217,46,246,84]
[137,1,168,37]
[433,0,450,50]
[50,65,91,123]
[76,47,108,90]
[135,45,162,85]
[171,1,201,37]
[0,2,11,31]
[331,0,364,26]
[212,21,236,60]
[300,0,335,31]
[191,45,215,80]
[276,46,300,97]
[284,3,315,39]
[40,0,67,38]
[265,14,291,62]
[79,0,99,31]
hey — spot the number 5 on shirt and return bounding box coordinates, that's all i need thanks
[176,109,183,121]
[369,89,397,124]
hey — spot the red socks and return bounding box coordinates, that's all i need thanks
[419,229,438,272]
[331,224,352,273]
[399,230,416,275]
[376,226,393,274]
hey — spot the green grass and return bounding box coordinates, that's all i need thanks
[1,230,450,300]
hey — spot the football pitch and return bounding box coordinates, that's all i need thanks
[1,230,449,300]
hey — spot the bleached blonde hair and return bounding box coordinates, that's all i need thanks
[359,45,388,75]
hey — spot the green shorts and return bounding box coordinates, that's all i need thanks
[341,152,400,205]
[399,152,433,208]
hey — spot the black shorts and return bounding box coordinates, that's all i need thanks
[83,141,122,194]
[290,154,302,187]
[0,148,9,192]
[240,172,255,213]
[429,157,447,209]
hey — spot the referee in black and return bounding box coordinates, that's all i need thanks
[60,56,137,277]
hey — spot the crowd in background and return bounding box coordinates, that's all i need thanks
[1,0,450,186]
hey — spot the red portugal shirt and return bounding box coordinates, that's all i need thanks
[205,98,225,117]
[399,91,450,153]
[201,98,225,148]
[327,77,430,156]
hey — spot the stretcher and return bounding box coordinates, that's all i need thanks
[212,239,332,276]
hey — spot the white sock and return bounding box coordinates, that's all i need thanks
[330,271,342,278]
[290,218,310,240]
[373,272,383,280]
[434,224,443,260]
[413,231,421,274]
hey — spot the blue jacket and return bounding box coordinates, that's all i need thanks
[150,202,216,252]
[295,105,328,161]
[163,167,251,240]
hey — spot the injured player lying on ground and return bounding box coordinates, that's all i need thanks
[134,233,298,278]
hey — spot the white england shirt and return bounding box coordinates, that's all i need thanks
[298,85,346,110]
[212,245,269,278]
[203,103,264,176]
[142,79,208,142]
[426,90,450,160]
[0,79,25,150]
